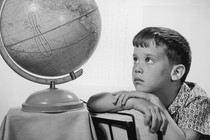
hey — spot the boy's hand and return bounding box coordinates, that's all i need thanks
[113,90,150,106]
[133,98,168,134]
[112,91,168,134]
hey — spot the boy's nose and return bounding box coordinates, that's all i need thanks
[135,68,143,74]
[134,64,144,74]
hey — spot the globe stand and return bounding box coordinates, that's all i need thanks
[22,73,84,113]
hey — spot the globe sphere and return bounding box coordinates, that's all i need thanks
[0,0,101,78]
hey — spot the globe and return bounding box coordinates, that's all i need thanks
[0,0,101,112]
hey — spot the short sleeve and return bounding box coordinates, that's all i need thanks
[177,96,210,136]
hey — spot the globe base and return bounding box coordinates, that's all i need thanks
[22,87,84,113]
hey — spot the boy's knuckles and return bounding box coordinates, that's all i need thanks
[153,106,159,111]
[146,114,152,120]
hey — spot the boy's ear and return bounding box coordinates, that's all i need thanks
[171,64,186,81]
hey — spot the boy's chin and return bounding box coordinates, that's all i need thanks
[135,86,152,93]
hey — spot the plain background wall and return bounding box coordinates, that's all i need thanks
[0,0,210,122]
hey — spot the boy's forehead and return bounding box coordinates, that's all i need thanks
[133,42,167,56]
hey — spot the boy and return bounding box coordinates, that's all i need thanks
[87,27,210,140]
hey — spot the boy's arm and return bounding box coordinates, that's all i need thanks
[88,92,168,134]
[87,92,160,113]
[87,92,135,112]
[87,92,200,140]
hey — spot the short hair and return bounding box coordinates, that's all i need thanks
[133,27,191,83]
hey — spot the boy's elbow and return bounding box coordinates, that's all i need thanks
[87,94,104,112]
[87,95,96,111]
[87,92,113,112]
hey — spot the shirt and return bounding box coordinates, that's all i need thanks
[168,82,210,140]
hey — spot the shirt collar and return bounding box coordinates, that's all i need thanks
[167,82,191,115]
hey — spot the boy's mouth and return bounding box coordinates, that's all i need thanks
[134,78,144,83]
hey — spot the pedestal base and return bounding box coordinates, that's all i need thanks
[22,88,84,113]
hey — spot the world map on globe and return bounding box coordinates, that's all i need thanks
[0,0,101,77]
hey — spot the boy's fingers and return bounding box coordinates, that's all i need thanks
[118,94,125,106]
[122,95,130,105]
[143,115,149,126]
[112,94,120,104]
[155,107,162,127]
[150,108,159,133]
[113,92,126,106]
[143,110,152,127]
[160,112,168,133]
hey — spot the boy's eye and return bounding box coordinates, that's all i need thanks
[145,57,154,64]
[133,57,139,63]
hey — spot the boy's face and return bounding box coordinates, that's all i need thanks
[132,41,173,94]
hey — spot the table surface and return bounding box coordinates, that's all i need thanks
[0,106,97,140]
[0,107,160,140]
